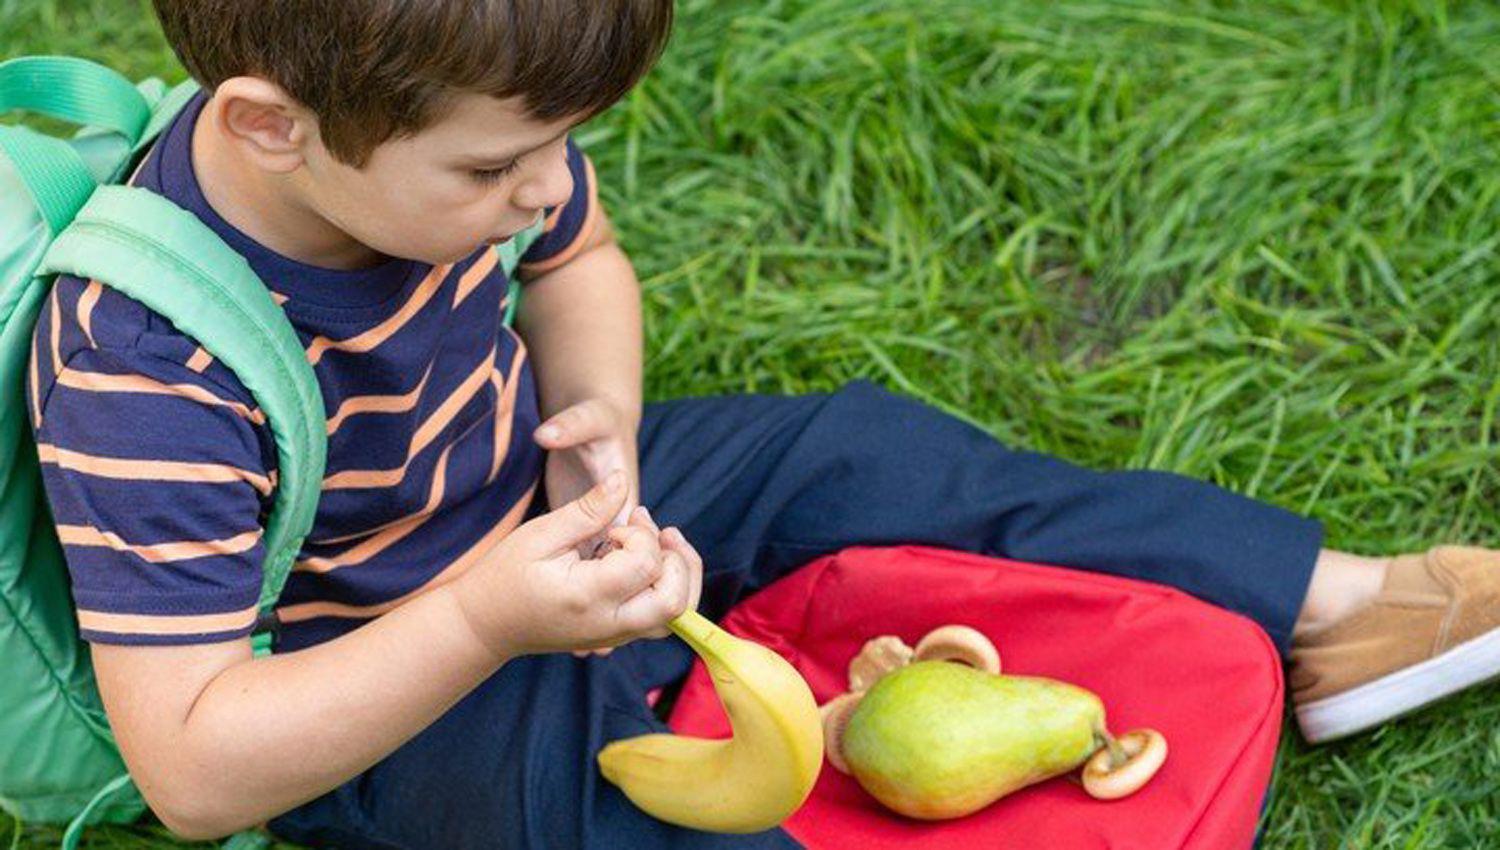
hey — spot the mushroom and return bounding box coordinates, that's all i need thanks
[1081,728,1168,800]
[819,691,865,775]
[847,635,916,692]
[913,624,1001,675]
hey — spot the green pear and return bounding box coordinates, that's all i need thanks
[841,660,1105,819]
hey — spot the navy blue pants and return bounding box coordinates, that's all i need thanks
[268,379,1322,849]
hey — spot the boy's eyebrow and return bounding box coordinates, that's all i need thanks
[461,126,576,166]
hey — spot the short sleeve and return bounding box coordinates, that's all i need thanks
[518,136,600,276]
[28,342,273,646]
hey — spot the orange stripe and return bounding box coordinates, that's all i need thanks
[186,347,214,372]
[49,285,62,375]
[297,441,455,570]
[58,523,263,563]
[542,204,565,233]
[304,264,453,366]
[277,482,536,624]
[126,153,151,185]
[321,346,496,490]
[453,249,500,307]
[326,361,434,435]
[77,604,259,636]
[520,156,600,275]
[37,443,274,497]
[308,441,449,546]
[77,280,102,347]
[487,340,526,484]
[271,291,289,306]
[55,367,265,425]
[29,324,41,430]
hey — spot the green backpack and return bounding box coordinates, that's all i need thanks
[0,56,542,849]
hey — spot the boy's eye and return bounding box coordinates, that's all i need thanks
[471,159,521,185]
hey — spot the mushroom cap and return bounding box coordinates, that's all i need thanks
[847,635,915,692]
[913,624,1001,675]
[819,692,865,775]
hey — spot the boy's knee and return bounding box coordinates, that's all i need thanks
[828,377,945,430]
[830,377,900,413]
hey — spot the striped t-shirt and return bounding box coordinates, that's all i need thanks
[26,91,599,651]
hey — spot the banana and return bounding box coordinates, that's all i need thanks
[597,609,824,833]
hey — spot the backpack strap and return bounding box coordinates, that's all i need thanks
[0,125,97,235]
[0,57,195,235]
[0,56,150,142]
[39,187,327,654]
[496,216,546,327]
[135,79,201,156]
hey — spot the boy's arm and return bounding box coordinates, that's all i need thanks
[93,583,510,839]
[515,206,643,431]
[23,319,517,838]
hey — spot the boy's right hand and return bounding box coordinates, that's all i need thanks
[451,471,703,660]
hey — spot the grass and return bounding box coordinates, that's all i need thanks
[4,0,1500,846]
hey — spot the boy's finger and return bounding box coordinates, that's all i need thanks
[620,549,690,637]
[536,399,612,446]
[632,505,661,534]
[661,527,703,615]
[522,471,627,558]
[606,522,660,556]
[593,548,666,602]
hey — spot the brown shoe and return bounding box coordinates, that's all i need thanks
[1289,546,1500,743]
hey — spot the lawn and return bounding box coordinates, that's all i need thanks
[4,0,1499,847]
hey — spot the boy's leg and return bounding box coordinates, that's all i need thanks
[630,379,1500,745]
[627,378,1324,694]
[266,645,803,850]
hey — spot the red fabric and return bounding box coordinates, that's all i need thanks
[665,545,1283,850]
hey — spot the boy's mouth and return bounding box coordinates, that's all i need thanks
[484,214,544,246]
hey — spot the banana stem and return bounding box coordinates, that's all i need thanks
[667,610,721,659]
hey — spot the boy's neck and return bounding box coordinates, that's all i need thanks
[191,98,384,271]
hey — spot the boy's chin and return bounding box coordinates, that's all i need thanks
[406,242,492,266]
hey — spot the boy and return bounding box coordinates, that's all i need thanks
[24,0,1500,847]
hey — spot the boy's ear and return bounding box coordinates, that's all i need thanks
[210,77,317,174]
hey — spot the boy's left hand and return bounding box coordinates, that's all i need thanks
[533,397,641,559]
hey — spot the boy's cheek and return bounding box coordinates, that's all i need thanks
[361,203,495,263]
[328,166,502,263]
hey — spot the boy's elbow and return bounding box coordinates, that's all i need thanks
[147,776,246,841]
[157,810,231,843]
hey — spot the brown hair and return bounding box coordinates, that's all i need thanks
[153,0,673,166]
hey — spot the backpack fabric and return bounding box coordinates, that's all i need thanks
[0,56,541,848]
[665,544,1285,850]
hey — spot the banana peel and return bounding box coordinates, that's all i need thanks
[596,609,823,833]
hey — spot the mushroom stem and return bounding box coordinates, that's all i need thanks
[1081,728,1169,800]
[1095,727,1128,771]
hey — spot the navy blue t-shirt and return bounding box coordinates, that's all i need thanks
[26,92,600,651]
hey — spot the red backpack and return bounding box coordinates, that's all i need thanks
[665,545,1283,849]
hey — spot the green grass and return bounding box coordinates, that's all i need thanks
[5,0,1500,846]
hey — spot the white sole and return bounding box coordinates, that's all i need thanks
[1296,625,1500,744]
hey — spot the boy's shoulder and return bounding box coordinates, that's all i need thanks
[35,89,265,414]
[40,273,235,387]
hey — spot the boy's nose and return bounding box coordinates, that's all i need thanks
[513,157,574,213]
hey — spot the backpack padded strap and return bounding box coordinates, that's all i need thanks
[39,186,327,618]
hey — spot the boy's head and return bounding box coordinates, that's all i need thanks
[153,0,673,265]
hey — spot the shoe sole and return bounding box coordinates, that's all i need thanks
[1296,625,1500,744]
